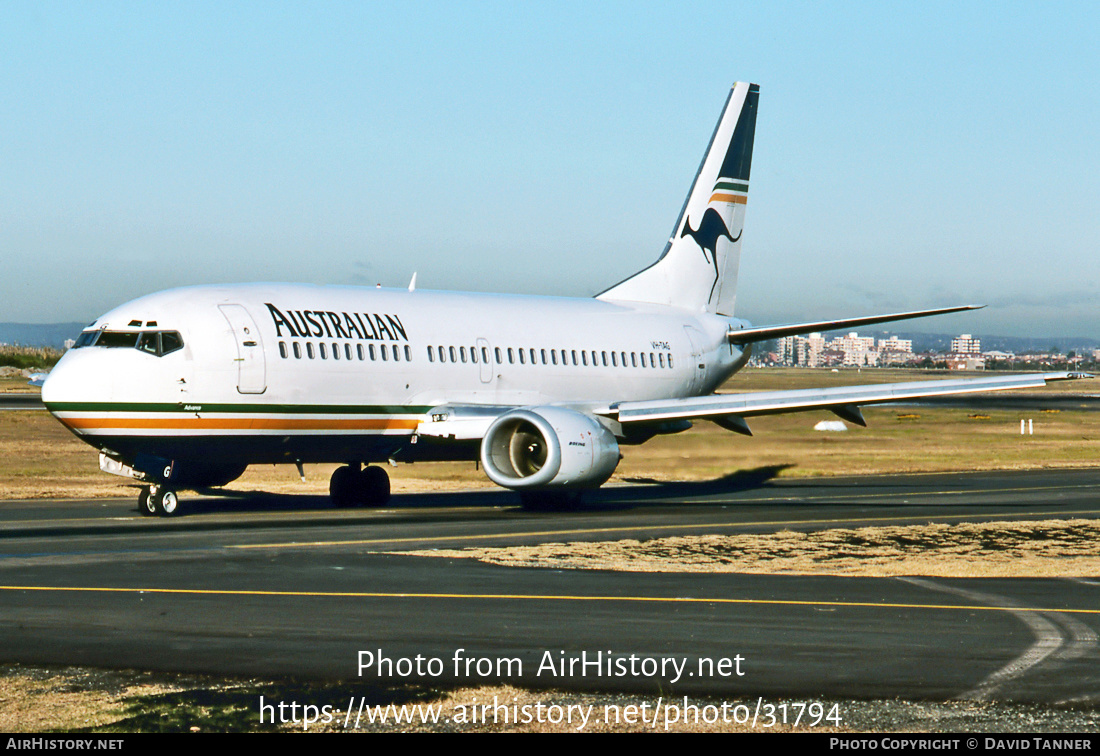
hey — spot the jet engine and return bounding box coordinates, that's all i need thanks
[480,407,620,490]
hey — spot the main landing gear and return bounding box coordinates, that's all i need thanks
[329,464,391,507]
[138,485,182,517]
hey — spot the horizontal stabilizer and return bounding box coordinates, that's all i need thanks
[727,305,984,345]
[605,372,1089,424]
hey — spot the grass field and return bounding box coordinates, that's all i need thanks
[1,368,1095,500]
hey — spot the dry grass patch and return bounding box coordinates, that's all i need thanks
[404,519,1100,578]
[0,666,201,732]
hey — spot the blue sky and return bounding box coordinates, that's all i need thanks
[3,2,1097,336]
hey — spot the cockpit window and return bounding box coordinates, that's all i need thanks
[160,332,183,355]
[74,330,100,348]
[73,329,184,357]
[97,331,140,348]
[136,332,159,355]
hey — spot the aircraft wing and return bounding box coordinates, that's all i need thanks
[602,372,1089,429]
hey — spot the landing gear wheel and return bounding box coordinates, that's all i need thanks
[360,465,391,506]
[138,487,157,517]
[329,465,391,507]
[155,489,180,517]
[329,465,359,507]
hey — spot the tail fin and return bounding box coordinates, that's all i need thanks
[597,82,759,315]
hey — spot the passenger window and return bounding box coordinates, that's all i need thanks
[381,345,388,361]
[428,346,435,362]
[346,344,352,361]
[279,342,288,359]
[307,343,315,359]
[518,349,525,365]
[332,343,340,360]
[449,346,457,363]
[392,345,400,361]
[460,346,468,363]
[369,344,377,361]
[293,342,302,359]
[358,344,365,361]
[495,347,502,364]
[404,345,411,361]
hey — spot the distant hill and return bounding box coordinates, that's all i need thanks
[0,323,87,349]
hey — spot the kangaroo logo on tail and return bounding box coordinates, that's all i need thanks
[595,82,758,315]
[681,207,743,301]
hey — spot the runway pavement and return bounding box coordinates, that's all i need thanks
[0,393,43,411]
[1,468,1099,706]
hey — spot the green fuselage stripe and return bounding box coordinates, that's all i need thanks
[44,402,433,415]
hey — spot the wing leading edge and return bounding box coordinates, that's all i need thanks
[603,372,1090,428]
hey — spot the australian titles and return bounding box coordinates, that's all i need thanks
[265,303,408,342]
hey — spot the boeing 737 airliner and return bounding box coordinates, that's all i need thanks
[42,82,1083,515]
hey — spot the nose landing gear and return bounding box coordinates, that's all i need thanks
[329,464,391,507]
[138,485,181,517]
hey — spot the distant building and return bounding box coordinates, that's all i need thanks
[878,335,912,353]
[806,333,826,367]
[878,335,914,365]
[776,336,801,366]
[951,334,981,354]
[947,356,986,370]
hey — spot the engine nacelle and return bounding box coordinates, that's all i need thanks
[480,407,620,489]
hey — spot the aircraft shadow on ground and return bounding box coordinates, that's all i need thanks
[176,464,798,516]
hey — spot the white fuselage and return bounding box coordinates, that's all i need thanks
[43,283,749,472]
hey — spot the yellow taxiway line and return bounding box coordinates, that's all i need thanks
[2,584,1099,615]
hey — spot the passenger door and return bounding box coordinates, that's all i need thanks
[218,304,267,394]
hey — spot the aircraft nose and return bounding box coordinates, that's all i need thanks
[41,350,114,420]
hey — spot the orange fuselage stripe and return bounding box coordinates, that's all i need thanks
[62,417,420,431]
